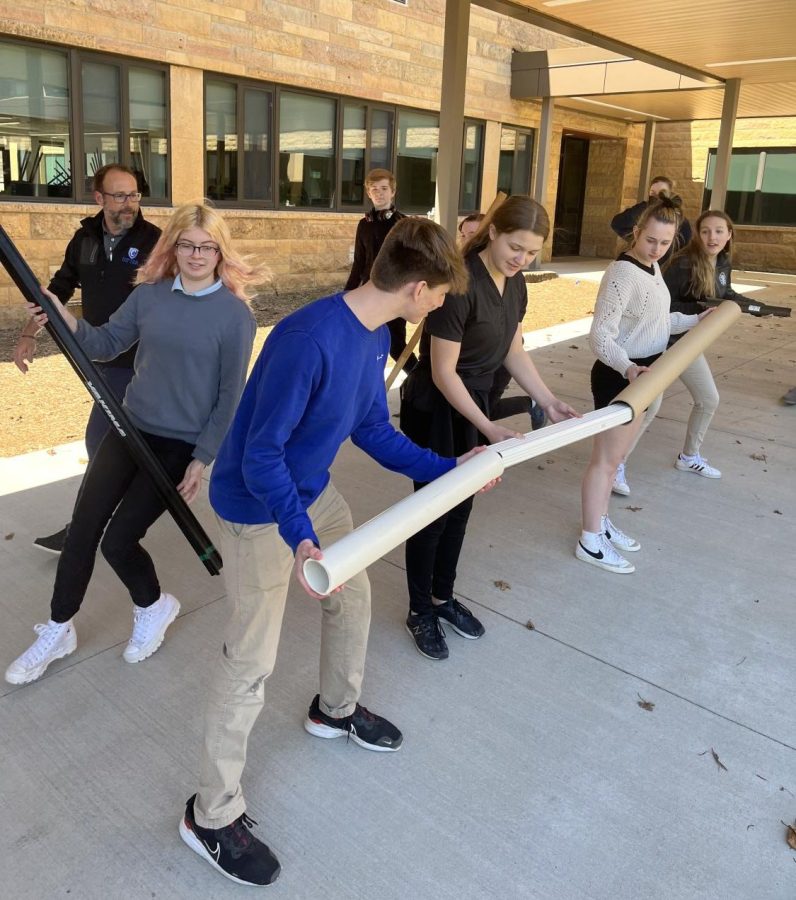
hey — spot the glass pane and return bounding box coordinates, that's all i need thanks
[395,110,438,214]
[760,151,796,225]
[341,103,365,206]
[82,62,121,192]
[129,67,168,199]
[497,127,516,195]
[205,81,237,201]
[0,43,71,199]
[727,152,760,192]
[512,130,533,195]
[243,88,272,202]
[278,91,335,208]
[459,121,483,212]
[370,107,393,172]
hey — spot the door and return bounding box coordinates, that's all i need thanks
[553,136,589,256]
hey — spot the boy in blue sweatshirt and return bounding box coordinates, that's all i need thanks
[181,218,477,887]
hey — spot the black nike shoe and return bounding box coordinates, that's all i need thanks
[32,524,69,556]
[406,611,449,660]
[434,598,485,639]
[179,794,281,886]
[303,694,403,751]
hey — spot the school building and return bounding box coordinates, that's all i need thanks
[1,0,795,324]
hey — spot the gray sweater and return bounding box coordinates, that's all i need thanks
[75,279,256,464]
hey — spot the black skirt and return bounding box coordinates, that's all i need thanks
[590,353,661,410]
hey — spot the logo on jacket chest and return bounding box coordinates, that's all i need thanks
[718,271,727,287]
[122,247,141,266]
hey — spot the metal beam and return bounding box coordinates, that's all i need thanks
[437,0,471,236]
[709,78,741,211]
[473,0,722,86]
[637,120,656,201]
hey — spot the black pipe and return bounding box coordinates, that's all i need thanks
[0,224,222,575]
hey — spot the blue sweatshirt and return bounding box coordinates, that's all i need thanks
[74,278,256,464]
[209,293,455,552]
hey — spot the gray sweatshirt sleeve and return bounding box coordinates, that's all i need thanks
[192,309,256,464]
[74,289,141,361]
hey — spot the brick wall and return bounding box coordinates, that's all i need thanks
[651,117,796,272]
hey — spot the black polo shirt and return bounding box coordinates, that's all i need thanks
[419,252,528,390]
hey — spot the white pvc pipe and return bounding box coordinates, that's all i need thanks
[303,404,631,595]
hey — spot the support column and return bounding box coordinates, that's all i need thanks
[709,78,741,211]
[170,67,205,203]
[637,120,656,201]
[532,96,554,267]
[437,0,471,235]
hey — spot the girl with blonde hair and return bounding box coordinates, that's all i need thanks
[7,202,265,685]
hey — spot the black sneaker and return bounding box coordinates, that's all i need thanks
[303,694,403,752]
[434,598,485,639]
[179,794,281,886]
[406,612,449,660]
[32,524,69,556]
[530,400,546,430]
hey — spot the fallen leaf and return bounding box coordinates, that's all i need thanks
[750,452,767,462]
[568,344,579,349]
[774,510,782,515]
[525,619,535,630]
[783,821,796,851]
[625,505,643,512]
[46,448,56,456]
[747,824,754,830]
[494,580,511,591]
[4,533,14,540]
[756,774,768,781]
[637,693,655,711]
[735,656,746,666]
[537,465,545,470]
[735,440,742,444]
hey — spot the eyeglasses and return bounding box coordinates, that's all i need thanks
[175,241,220,258]
[102,191,142,203]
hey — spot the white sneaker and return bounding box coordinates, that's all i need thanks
[612,463,630,496]
[123,593,180,663]
[675,453,721,479]
[5,620,77,685]
[602,515,641,552]
[575,534,635,574]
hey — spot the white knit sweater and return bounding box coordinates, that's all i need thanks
[589,257,699,375]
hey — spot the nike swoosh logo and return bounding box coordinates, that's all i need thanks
[203,840,221,863]
[578,542,604,560]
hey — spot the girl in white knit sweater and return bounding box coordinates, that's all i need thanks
[576,196,710,574]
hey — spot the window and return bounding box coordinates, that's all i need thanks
[497,126,534,197]
[78,55,168,200]
[339,103,395,207]
[396,109,439,214]
[459,120,484,213]
[279,91,336,208]
[704,148,796,226]
[0,43,71,199]
[205,79,273,204]
[0,38,169,203]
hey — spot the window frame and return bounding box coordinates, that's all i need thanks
[0,36,171,206]
[497,124,535,198]
[459,117,485,214]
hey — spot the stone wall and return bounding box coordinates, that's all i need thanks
[0,0,642,322]
[579,138,629,258]
[651,118,796,272]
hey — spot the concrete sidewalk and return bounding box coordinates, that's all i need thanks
[1,271,795,899]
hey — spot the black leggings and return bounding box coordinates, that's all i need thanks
[50,428,195,623]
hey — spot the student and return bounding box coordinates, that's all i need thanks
[5,203,260,685]
[400,196,578,660]
[179,217,495,887]
[610,175,692,268]
[577,196,710,575]
[344,168,415,369]
[460,212,545,430]
[13,164,161,554]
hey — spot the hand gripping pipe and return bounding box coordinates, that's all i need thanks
[303,301,742,594]
[0,225,222,576]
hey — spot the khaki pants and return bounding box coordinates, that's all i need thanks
[679,353,719,456]
[194,482,371,829]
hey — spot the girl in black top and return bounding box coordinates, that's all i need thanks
[400,196,578,660]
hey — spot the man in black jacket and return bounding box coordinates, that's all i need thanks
[610,175,692,265]
[344,168,417,371]
[13,164,161,554]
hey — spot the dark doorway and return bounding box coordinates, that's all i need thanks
[553,136,589,256]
